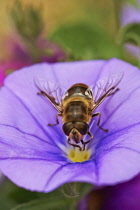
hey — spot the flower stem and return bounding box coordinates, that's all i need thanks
[113,0,122,32]
[60,182,79,198]
[60,183,80,209]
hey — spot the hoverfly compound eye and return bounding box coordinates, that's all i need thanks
[63,122,74,136]
[75,122,89,135]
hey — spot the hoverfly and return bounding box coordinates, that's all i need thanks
[35,73,123,151]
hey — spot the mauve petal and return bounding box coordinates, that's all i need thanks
[0,60,105,191]
[97,174,140,210]
[90,58,140,137]
[0,159,65,192]
[120,1,140,57]
[0,88,65,162]
[96,125,140,185]
[4,61,105,146]
[43,161,96,192]
[89,59,140,185]
[121,2,140,26]
[82,174,140,210]
[0,160,96,192]
[97,58,140,129]
[125,44,140,58]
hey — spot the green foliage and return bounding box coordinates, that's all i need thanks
[49,23,121,60]
[11,195,72,210]
[0,179,92,210]
[10,1,44,41]
[12,183,92,210]
[0,180,18,210]
[119,23,140,46]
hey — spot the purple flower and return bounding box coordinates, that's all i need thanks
[0,61,31,86]
[0,58,140,192]
[80,173,140,210]
[0,67,6,86]
[121,0,140,26]
[7,37,67,64]
[120,1,140,57]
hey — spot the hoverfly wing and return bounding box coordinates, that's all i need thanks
[35,78,66,112]
[91,72,123,111]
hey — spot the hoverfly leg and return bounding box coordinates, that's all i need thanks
[87,131,93,138]
[67,138,82,151]
[108,88,120,96]
[37,91,46,96]
[81,140,85,151]
[92,112,108,132]
[81,132,94,150]
[48,114,61,126]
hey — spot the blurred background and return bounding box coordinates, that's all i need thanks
[0,0,139,67]
[0,0,140,209]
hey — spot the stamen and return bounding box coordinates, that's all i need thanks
[68,148,91,163]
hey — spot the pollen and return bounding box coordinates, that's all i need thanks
[68,148,91,163]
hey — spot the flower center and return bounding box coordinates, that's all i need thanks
[68,148,91,163]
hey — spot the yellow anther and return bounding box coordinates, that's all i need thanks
[68,148,91,163]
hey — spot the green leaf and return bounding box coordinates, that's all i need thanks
[49,23,121,60]
[11,198,71,210]
[0,180,18,210]
[11,182,92,210]
[11,195,72,210]
[0,178,92,210]
[0,190,16,210]
[10,1,44,40]
[9,187,40,204]
[0,179,44,209]
[119,23,140,46]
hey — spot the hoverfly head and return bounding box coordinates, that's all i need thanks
[63,122,89,144]
[69,128,83,144]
